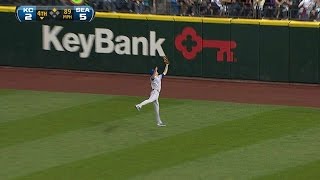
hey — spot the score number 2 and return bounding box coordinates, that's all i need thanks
[25,13,32,20]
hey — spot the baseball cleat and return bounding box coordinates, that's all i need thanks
[157,123,166,127]
[135,105,141,111]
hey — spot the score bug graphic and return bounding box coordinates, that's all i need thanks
[15,6,95,22]
[74,6,93,21]
[16,6,36,22]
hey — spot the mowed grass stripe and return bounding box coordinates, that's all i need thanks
[132,127,320,180]
[17,107,320,180]
[0,96,148,148]
[0,89,18,96]
[256,159,320,180]
[0,90,109,123]
[0,100,274,179]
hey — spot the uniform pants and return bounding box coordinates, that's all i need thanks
[138,90,162,124]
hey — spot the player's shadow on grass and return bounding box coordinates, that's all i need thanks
[104,125,118,133]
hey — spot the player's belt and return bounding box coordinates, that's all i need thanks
[152,89,160,92]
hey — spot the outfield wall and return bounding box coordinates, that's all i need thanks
[0,6,319,83]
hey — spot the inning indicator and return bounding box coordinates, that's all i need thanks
[15,6,95,22]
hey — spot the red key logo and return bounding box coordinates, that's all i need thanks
[175,27,237,62]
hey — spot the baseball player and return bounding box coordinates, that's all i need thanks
[135,56,170,127]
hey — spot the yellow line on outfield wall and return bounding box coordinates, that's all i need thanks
[231,18,260,25]
[259,19,290,26]
[0,5,15,12]
[202,17,231,24]
[289,20,320,28]
[1,5,319,27]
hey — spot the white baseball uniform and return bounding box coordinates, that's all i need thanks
[136,74,164,125]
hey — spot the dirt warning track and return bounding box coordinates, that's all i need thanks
[0,66,319,108]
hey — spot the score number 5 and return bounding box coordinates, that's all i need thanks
[79,13,87,21]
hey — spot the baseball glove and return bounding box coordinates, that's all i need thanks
[163,56,170,65]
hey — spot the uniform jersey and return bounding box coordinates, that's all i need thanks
[150,74,163,92]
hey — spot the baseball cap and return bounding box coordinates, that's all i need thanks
[150,69,154,75]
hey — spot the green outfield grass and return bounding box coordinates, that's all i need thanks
[1,89,320,180]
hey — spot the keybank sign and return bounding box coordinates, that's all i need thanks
[42,25,166,58]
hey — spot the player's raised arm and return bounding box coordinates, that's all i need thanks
[162,56,170,76]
